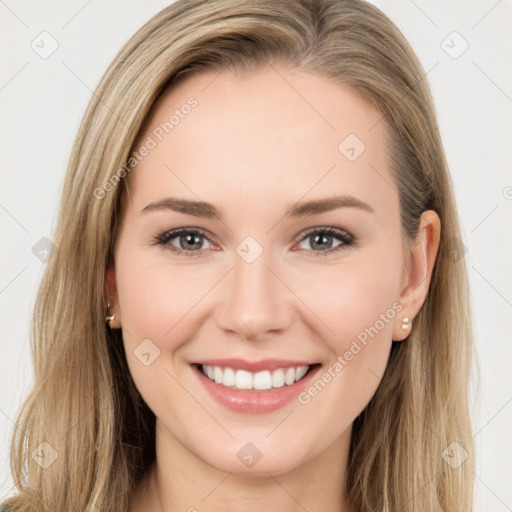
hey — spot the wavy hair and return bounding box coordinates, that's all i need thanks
[2,0,475,510]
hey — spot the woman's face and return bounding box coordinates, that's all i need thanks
[109,65,435,476]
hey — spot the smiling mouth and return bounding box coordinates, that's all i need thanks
[192,363,321,391]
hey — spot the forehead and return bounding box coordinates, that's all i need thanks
[122,65,396,223]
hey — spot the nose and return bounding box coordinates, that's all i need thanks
[214,246,294,341]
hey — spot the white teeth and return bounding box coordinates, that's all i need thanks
[295,366,308,381]
[284,367,295,385]
[253,370,272,391]
[272,369,285,388]
[200,364,311,390]
[223,367,235,387]
[235,370,253,390]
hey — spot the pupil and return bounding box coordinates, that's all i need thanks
[312,234,331,250]
[182,234,201,249]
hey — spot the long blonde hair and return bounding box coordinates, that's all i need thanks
[2,1,475,510]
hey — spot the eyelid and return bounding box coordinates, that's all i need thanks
[292,225,353,244]
[291,226,355,256]
[154,226,217,252]
[153,225,356,256]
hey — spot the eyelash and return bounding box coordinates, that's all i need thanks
[153,226,356,257]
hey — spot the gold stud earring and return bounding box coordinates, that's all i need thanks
[401,317,410,330]
[106,301,120,329]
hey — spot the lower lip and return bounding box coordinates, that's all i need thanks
[192,364,321,414]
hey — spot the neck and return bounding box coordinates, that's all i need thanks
[130,420,352,512]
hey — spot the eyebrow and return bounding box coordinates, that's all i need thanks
[140,195,374,219]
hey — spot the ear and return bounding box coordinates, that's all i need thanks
[393,210,441,341]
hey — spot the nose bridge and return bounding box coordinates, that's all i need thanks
[233,247,274,302]
[215,237,292,339]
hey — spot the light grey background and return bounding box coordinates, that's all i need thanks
[1,1,511,509]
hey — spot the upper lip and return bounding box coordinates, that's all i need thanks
[191,358,318,372]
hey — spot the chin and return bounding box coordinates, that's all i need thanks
[196,439,311,478]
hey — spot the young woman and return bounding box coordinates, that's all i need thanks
[2,0,475,510]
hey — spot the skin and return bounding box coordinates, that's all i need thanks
[106,64,440,512]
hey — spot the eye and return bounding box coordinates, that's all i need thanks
[153,227,215,257]
[153,226,356,257]
[294,227,355,256]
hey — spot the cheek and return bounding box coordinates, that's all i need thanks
[114,248,207,418]
[292,250,402,350]
[116,247,214,338]
[290,249,402,413]
[114,247,225,399]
